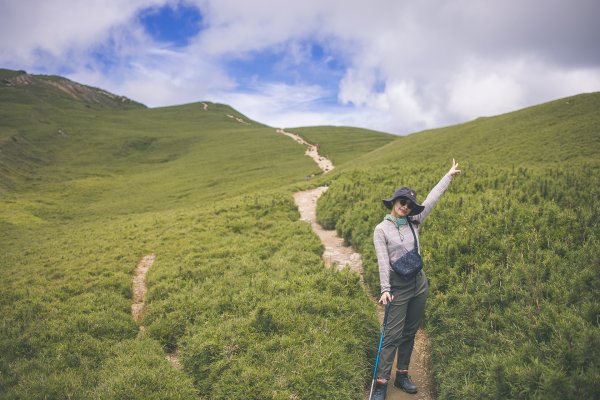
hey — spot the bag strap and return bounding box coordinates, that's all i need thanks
[407,218,419,253]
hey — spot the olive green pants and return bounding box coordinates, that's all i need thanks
[376,269,428,380]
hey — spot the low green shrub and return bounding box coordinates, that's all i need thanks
[0,192,378,399]
[317,163,600,399]
[94,338,199,399]
[143,194,378,399]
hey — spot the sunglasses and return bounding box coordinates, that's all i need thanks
[396,198,414,208]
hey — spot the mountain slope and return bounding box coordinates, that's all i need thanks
[2,68,598,399]
[0,78,319,221]
[315,93,600,399]
[0,69,145,109]
[0,70,390,399]
[351,92,600,168]
[0,69,398,219]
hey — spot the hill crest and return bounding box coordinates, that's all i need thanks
[0,68,145,109]
[348,91,600,168]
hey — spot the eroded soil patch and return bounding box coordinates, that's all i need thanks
[131,253,156,324]
[131,254,182,369]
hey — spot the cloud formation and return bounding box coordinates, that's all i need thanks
[1,0,599,134]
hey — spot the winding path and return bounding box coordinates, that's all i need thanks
[131,254,182,370]
[201,102,249,125]
[227,114,250,124]
[131,253,156,328]
[290,140,433,399]
[277,129,334,172]
[294,187,363,279]
[129,124,433,394]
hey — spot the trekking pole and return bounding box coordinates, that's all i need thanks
[368,302,391,400]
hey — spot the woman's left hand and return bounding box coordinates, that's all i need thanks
[448,158,461,177]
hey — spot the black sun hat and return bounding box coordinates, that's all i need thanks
[382,187,425,216]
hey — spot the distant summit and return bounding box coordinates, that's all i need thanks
[0,68,145,109]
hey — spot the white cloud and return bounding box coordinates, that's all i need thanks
[446,61,527,121]
[338,68,377,107]
[66,46,237,108]
[527,65,600,101]
[0,0,166,63]
[381,81,439,130]
[445,57,600,121]
[212,82,328,124]
[1,0,599,134]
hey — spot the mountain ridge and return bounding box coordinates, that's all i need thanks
[343,91,600,169]
[0,68,145,109]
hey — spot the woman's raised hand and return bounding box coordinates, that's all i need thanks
[448,158,461,177]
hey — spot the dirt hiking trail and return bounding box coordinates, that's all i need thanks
[294,187,363,278]
[277,129,334,173]
[294,188,434,399]
[129,124,433,394]
[227,114,250,124]
[201,102,249,124]
[131,253,156,327]
[131,254,182,370]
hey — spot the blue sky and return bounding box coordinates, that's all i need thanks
[139,3,203,47]
[1,0,599,134]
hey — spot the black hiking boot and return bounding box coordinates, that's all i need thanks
[394,372,417,394]
[370,382,387,400]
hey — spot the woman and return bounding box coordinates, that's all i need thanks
[371,159,461,399]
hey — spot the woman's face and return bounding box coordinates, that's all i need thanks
[392,197,413,217]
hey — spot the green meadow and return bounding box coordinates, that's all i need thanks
[315,93,600,399]
[1,68,599,399]
[0,69,389,399]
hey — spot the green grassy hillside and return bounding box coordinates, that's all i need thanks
[0,70,393,399]
[315,93,600,399]
[0,76,320,222]
[353,93,599,167]
[2,68,598,399]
